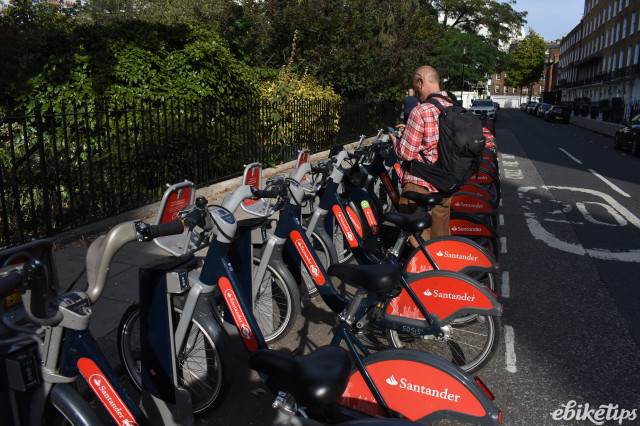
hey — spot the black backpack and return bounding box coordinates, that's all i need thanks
[409,93,486,195]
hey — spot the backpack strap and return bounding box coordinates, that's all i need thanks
[425,93,461,110]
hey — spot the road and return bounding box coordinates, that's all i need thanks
[481,109,640,425]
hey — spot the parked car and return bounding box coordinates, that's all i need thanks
[614,114,640,156]
[493,102,500,111]
[526,102,540,114]
[544,105,570,123]
[519,103,528,111]
[536,103,552,118]
[469,99,497,119]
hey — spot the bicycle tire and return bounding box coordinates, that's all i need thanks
[252,256,299,343]
[117,303,234,415]
[385,313,501,373]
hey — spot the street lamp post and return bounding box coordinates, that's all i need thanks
[461,44,467,106]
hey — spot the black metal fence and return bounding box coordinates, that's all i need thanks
[0,98,400,248]
[566,98,640,124]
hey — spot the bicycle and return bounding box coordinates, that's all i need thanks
[0,219,196,426]
[259,168,502,373]
[117,182,503,424]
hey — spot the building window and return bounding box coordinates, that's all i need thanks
[635,43,640,64]
[496,73,501,80]
[495,85,500,94]
[504,86,508,94]
[513,87,518,94]
[627,46,632,66]
[522,88,528,94]
[623,18,627,38]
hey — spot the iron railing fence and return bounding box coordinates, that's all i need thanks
[562,98,640,124]
[0,98,400,248]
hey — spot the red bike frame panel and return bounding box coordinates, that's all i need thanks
[77,357,140,426]
[360,200,379,234]
[338,360,486,420]
[332,205,358,248]
[346,205,364,238]
[290,230,326,285]
[219,276,259,351]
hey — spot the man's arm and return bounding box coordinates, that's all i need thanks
[394,109,424,162]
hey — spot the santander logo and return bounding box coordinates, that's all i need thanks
[384,374,462,402]
[455,201,484,209]
[218,280,257,351]
[332,206,357,248]
[423,288,476,302]
[436,250,478,261]
[78,358,139,426]
[451,225,483,232]
[291,231,325,285]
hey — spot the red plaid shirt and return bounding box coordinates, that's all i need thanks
[394,91,452,192]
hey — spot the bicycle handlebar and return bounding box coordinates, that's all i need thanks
[138,220,186,241]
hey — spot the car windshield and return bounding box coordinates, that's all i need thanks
[473,100,493,106]
[553,106,566,112]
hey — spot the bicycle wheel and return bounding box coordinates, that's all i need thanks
[385,314,501,373]
[117,304,233,415]
[252,257,299,343]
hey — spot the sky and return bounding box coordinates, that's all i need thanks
[510,0,586,42]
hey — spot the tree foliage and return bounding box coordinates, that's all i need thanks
[429,0,527,47]
[504,29,546,98]
[15,22,256,108]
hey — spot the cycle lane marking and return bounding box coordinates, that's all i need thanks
[559,148,631,198]
[504,325,517,373]
[518,186,640,262]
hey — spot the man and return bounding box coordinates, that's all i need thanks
[401,88,419,125]
[391,65,453,246]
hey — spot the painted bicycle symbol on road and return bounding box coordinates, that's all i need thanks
[518,186,640,262]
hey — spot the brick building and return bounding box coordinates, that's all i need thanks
[558,0,640,119]
[489,39,561,109]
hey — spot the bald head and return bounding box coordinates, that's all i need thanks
[411,65,441,102]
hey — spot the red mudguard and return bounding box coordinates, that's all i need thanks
[451,192,496,215]
[404,236,498,275]
[450,212,498,239]
[336,349,501,425]
[384,271,501,326]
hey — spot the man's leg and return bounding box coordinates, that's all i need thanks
[398,182,432,247]
[429,195,452,239]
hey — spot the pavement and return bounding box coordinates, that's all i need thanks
[568,113,624,137]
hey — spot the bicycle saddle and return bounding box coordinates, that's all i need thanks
[401,191,443,209]
[327,263,401,294]
[248,345,352,410]
[382,211,432,233]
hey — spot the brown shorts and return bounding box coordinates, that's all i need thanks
[398,182,452,248]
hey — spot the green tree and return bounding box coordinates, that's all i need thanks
[81,0,233,28]
[428,0,527,47]
[228,0,442,102]
[504,29,546,101]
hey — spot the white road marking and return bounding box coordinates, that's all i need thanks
[588,169,631,198]
[499,214,504,226]
[518,186,640,260]
[559,148,583,164]
[501,271,510,298]
[576,202,628,226]
[500,237,507,253]
[504,325,517,373]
